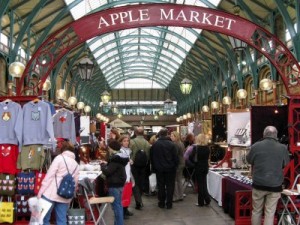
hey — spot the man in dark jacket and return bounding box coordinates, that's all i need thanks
[150,128,178,209]
[246,126,290,225]
[129,126,150,210]
[101,154,129,225]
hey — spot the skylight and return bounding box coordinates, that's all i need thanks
[64,0,221,89]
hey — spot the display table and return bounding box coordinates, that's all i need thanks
[207,170,224,206]
[222,176,252,218]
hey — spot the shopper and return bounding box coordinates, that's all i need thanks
[130,126,151,210]
[101,154,129,225]
[150,128,178,209]
[37,139,79,225]
[118,135,134,219]
[246,126,290,225]
[183,133,196,190]
[170,131,185,202]
[189,133,211,207]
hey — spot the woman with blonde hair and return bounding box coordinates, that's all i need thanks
[189,133,211,207]
[170,131,185,202]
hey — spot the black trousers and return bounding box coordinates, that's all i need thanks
[195,171,210,206]
[131,165,146,205]
[156,170,176,208]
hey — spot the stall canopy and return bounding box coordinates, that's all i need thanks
[110,119,132,128]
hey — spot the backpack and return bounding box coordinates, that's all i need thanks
[134,149,148,167]
[56,155,78,199]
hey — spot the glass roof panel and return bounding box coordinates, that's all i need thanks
[65,0,221,89]
[115,78,163,89]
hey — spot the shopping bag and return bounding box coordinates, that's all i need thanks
[38,198,53,224]
[68,196,85,225]
[16,171,35,195]
[68,208,85,225]
[0,201,14,223]
[28,197,40,225]
[0,173,16,196]
[149,173,157,193]
[122,182,133,207]
[34,171,46,195]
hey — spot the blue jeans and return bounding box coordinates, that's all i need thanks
[42,196,69,225]
[109,187,124,225]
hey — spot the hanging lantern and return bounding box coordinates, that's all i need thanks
[101,90,111,105]
[78,57,95,81]
[180,78,192,95]
[158,110,164,116]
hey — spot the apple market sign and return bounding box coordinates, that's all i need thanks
[17,4,300,96]
[73,4,256,41]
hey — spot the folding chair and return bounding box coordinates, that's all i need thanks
[182,167,196,192]
[79,177,114,225]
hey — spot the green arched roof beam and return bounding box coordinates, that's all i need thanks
[98,48,182,75]
[190,29,226,86]
[68,74,81,97]
[61,45,87,88]
[49,54,68,100]
[95,43,179,85]
[34,0,82,52]
[92,36,194,84]
[152,27,167,79]
[0,1,10,35]
[10,0,47,62]
[107,61,178,86]
[237,0,261,25]
[214,34,243,87]
[90,26,206,86]
[274,0,300,59]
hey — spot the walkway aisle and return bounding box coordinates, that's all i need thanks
[105,188,235,225]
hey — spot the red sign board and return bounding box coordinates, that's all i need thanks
[71,4,257,43]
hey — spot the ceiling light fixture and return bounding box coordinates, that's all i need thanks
[78,57,95,81]
[180,28,192,95]
[101,90,111,105]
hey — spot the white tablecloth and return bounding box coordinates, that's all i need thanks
[207,170,224,206]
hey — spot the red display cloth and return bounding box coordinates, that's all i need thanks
[122,182,133,207]
[222,176,252,218]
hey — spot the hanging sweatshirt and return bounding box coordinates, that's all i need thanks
[53,109,76,144]
[0,144,19,174]
[0,100,23,146]
[23,101,55,146]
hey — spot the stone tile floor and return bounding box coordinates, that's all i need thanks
[104,188,235,225]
